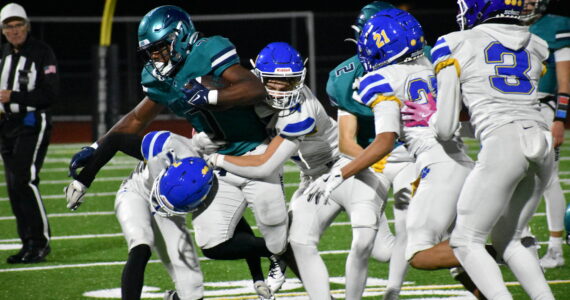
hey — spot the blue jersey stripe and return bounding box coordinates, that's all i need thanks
[431,45,451,63]
[433,37,447,48]
[283,117,315,134]
[360,73,385,90]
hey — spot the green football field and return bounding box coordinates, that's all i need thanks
[1,137,569,299]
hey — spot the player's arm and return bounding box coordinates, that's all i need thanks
[77,133,144,187]
[209,135,300,178]
[340,101,398,179]
[338,110,364,158]
[65,133,143,210]
[552,48,570,147]
[69,96,163,179]
[100,96,164,143]
[214,64,267,108]
[431,65,462,141]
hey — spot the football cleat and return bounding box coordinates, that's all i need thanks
[266,255,287,293]
[163,290,180,300]
[382,288,400,300]
[254,280,275,300]
[540,247,565,269]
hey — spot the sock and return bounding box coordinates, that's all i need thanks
[122,244,152,300]
[504,242,554,300]
[549,237,563,250]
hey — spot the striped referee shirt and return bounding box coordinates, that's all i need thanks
[0,36,59,114]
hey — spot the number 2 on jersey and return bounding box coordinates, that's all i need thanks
[484,42,534,94]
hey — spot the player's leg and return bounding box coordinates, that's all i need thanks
[289,189,342,299]
[540,150,566,268]
[114,185,155,300]
[152,213,204,300]
[450,123,531,300]
[200,217,272,281]
[406,160,472,269]
[382,161,415,298]
[492,166,554,300]
[243,174,288,255]
[336,167,386,300]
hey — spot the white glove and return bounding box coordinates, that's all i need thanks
[191,131,226,155]
[205,153,225,168]
[64,180,87,211]
[303,167,344,205]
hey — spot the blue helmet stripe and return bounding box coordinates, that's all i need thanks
[141,131,160,160]
[151,131,171,158]
[283,117,316,135]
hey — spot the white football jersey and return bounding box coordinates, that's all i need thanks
[431,23,549,140]
[355,56,464,159]
[268,86,339,177]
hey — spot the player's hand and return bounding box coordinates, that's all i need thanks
[181,78,211,107]
[303,168,344,205]
[401,93,437,127]
[64,180,87,211]
[192,131,226,155]
[69,146,96,179]
[551,120,565,148]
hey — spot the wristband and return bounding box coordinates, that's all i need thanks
[208,90,218,105]
[90,142,99,150]
[554,93,569,122]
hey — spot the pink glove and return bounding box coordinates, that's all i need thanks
[401,93,436,127]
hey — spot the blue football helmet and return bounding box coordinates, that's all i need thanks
[347,1,396,43]
[456,0,524,30]
[151,157,214,216]
[357,8,425,72]
[138,6,200,79]
[252,42,307,110]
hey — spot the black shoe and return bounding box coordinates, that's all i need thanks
[6,247,28,264]
[21,245,51,263]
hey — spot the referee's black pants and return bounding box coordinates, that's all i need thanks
[0,111,52,249]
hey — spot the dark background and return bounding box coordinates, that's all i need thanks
[7,0,570,121]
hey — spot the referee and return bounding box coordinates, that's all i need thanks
[0,3,59,264]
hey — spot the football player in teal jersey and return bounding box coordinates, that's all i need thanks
[522,0,570,268]
[326,3,432,298]
[68,6,288,297]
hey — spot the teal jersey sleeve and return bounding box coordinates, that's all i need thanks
[530,14,570,95]
[140,36,266,156]
[326,55,375,147]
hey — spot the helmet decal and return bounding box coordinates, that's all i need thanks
[357,8,425,72]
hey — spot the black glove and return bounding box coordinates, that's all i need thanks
[69,146,96,179]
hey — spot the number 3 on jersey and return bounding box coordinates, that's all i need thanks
[484,42,534,94]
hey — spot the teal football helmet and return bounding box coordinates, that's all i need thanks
[521,0,550,23]
[347,1,396,43]
[137,5,199,79]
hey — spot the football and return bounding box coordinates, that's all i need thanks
[198,75,230,90]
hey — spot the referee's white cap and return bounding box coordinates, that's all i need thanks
[0,3,28,24]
